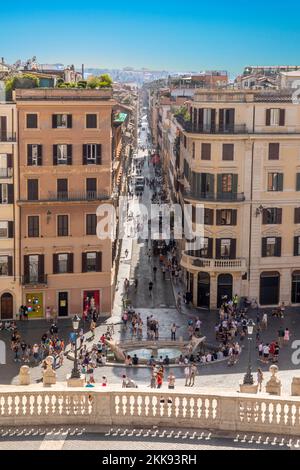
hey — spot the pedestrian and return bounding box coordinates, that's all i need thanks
[156,371,163,389]
[167,371,176,389]
[124,249,129,258]
[162,265,166,280]
[188,363,197,387]
[278,327,285,347]
[134,279,138,291]
[153,265,157,281]
[280,302,285,318]
[263,343,270,363]
[261,312,268,330]
[171,323,177,341]
[284,327,290,344]
[176,292,182,313]
[150,370,157,388]
[184,365,190,386]
[257,368,264,392]
[90,320,96,340]
[46,306,51,322]
[101,376,107,387]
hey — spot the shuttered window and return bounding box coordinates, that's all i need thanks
[86,214,97,235]
[262,208,282,224]
[216,209,237,225]
[262,237,282,257]
[267,173,283,191]
[28,216,39,237]
[268,143,280,160]
[57,215,69,236]
[201,143,211,160]
[222,144,234,161]
[27,179,38,201]
[27,144,42,166]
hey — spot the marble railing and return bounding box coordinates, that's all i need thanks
[1,388,300,436]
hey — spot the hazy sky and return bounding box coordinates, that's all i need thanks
[1,1,300,75]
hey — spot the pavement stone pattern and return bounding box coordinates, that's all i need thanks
[0,426,299,450]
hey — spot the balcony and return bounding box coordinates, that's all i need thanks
[0,132,17,142]
[181,251,247,272]
[22,274,48,286]
[183,190,245,202]
[0,168,13,178]
[19,191,110,204]
[175,115,248,134]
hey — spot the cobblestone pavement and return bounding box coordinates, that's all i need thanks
[0,426,298,450]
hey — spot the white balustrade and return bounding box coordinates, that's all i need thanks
[0,388,300,436]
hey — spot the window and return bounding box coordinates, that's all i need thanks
[28,254,39,283]
[295,208,300,224]
[26,114,38,129]
[221,174,232,192]
[86,252,97,272]
[27,144,42,166]
[86,114,97,128]
[296,173,300,191]
[86,214,97,235]
[57,215,68,236]
[268,143,280,160]
[201,143,211,160]
[266,108,285,126]
[204,208,213,225]
[28,216,39,237]
[222,144,234,161]
[291,272,300,303]
[216,209,237,225]
[267,173,283,191]
[57,144,68,164]
[57,179,68,200]
[27,179,38,201]
[262,208,282,225]
[82,251,102,272]
[0,221,8,238]
[219,108,235,131]
[0,184,8,204]
[200,238,209,258]
[83,144,101,164]
[0,154,13,178]
[216,238,236,259]
[262,237,281,257]
[52,114,72,128]
[53,144,72,165]
[294,237,300,256]
[221,239,231,258]
[53,253,73,274]
[203,109,213,131]
[58,254,68,274]
[86,178,97,198]
[0,256,9,276]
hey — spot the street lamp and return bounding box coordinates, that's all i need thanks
[243,319,255,385]
[71,314,81,379]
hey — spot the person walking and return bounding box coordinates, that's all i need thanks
[134,278,138,292]
[124,249,129,258]
[261,312,268,330]
[153,265,157,281]
[90,320,96,340]
[162,265,166,280]
[183,365,190,386]
[284,327,290,345]
[188,363,197,387]
[171,323,177,341]
[257,368,264,392]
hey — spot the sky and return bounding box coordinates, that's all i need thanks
[1,1,300,75]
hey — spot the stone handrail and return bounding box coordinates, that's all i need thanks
[1,386,300,436]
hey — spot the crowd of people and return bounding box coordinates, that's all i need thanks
[9,321,65,370]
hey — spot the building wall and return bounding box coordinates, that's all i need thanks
[16,89,115,317]
[0,102,21,318]
[162,90,300,309]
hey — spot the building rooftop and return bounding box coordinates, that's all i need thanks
[14,87,113,101]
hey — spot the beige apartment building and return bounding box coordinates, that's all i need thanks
[0,101,21,319]
[170,89,300,309]
[15,88,115,319]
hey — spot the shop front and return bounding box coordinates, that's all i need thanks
[25,292,44,318]
[83,290,100,316]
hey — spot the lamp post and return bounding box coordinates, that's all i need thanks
[243,319,255,385]
[71,314,81,379]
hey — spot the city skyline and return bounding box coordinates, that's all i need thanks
[2,0,300,74]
